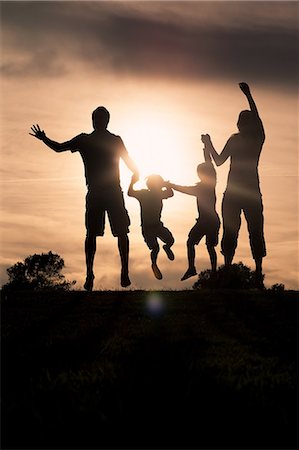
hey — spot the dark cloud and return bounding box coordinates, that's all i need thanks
[1,1,298,87]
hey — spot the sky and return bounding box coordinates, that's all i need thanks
[0,1,298,290]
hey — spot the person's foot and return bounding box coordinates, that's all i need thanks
[152,263,163,280]
[163,245,175,261]
[121,272,131,288]
[255,273,265,290]
[84,273,95,291]
[181,267,197,281]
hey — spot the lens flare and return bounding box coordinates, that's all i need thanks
[146,293,165,316]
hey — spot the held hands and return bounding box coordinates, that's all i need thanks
[201,134,212,146]
[131,172,139,183]
[29,124,46,140]
[239,82,251,96]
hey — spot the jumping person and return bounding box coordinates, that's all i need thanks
[128,173,175,280]
[202,82,266,288]
[167,143,220,280]
[30,107,139,291]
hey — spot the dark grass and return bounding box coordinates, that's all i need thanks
[1,289,298,450]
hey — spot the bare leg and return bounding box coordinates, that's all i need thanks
[255,257,264,289]
[207,244,217,273]
[151,246,162,279]
[118,234,131,287]
[224,254,233,268]
[84,234,96,291]
[161,228,175,260]
[181,239,197,281]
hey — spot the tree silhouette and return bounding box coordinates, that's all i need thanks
[3,251,76,292]
[193,262,264,290]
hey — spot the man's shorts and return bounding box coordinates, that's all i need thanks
[85,187,130,237]
[188,216,220,247]
[142,222,174,250]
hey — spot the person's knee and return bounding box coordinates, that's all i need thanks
[168,235,175,246]
[151,243,160,254]
[187,237,195,247]
[206,243,216,253]
[117,233,129,242]
[86,231,97,241]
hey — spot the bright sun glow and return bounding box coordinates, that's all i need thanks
[120,110,188,186]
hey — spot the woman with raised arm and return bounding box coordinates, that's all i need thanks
[202,82,266,288]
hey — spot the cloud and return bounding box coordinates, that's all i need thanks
[1,2,297,87]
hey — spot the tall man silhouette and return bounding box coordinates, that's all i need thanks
[202,83,266,288]
[30,107,139,291]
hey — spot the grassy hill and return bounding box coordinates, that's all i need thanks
[1,289,298,449]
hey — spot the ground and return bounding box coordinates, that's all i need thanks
[1,289,298,449]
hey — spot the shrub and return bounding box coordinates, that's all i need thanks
[193,262,263,290]
[2,251,76,293]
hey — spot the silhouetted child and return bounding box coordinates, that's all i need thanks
[167,142,220,281]
[128,173,175,280]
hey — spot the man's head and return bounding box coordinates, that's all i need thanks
[146,174,165,191]
[237,110,256,134]
[92,106,110,130]
[197,162,216,186]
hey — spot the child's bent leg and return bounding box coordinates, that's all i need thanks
[150,243,162,280]
[187,238,196,271]
[181,238,197,281]
[159,227,175,260]
[150,245,159,265]
[207,243,217,273]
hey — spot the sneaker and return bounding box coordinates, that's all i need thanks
[84,273,95,291]
[152,263,163,280]
[163,245,175,261]
[181,268,197,281]
[121,272,131,288]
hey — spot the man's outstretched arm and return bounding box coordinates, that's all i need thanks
[30,124,76,152]
[239,82,265,139]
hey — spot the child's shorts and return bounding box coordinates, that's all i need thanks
[188,217,220,247]
[142,222,174,250]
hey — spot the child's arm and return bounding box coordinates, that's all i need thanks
[203,144,212,164]
[127,173,140,198]
[161,184,174,199]
[166,182,198,196]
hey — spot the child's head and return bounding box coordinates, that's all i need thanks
[146,174,165,191]
[237,109,256,134]
[197,163,216,186]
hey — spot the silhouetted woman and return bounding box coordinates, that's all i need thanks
[202,82,266,288]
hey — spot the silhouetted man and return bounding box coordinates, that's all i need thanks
[30,107,139,291]
[202,82,266,288]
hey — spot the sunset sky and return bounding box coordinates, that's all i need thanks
[1,1,298,290]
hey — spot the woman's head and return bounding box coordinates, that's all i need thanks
[237,110,256,134]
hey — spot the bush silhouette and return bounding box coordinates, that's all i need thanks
[193,262,263,290]
[2,251,76,292]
